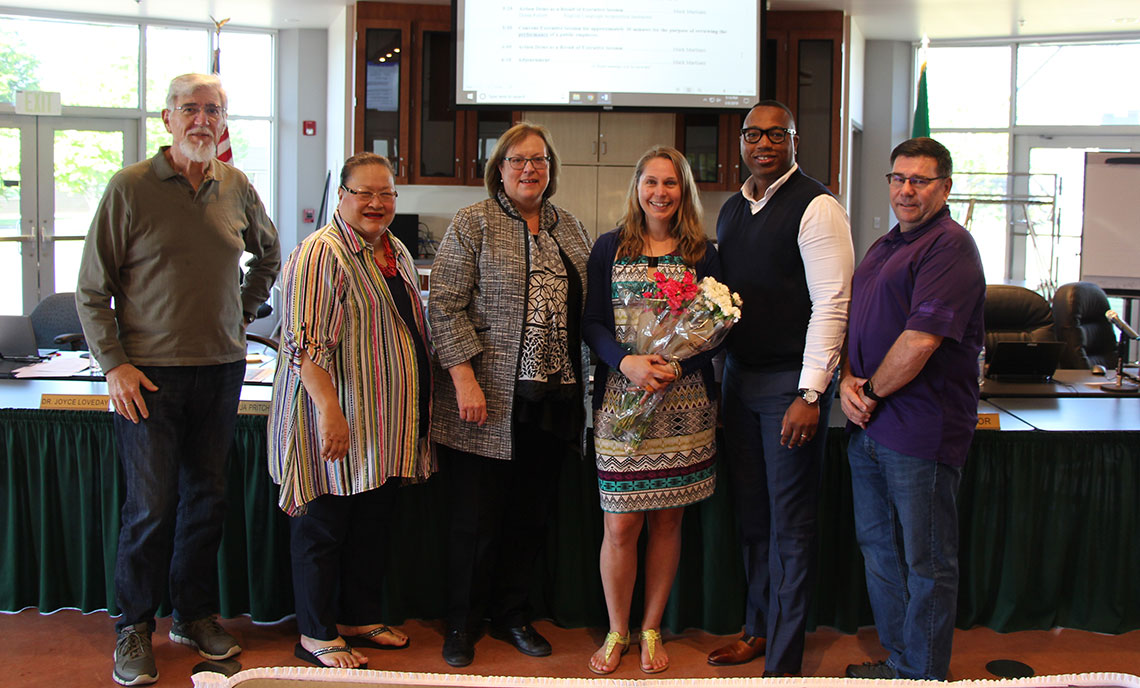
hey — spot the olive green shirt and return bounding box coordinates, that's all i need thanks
[76,147,281,371]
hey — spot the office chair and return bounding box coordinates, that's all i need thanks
[246,332,279,351]
[30,292,87,351]
[982,285,1056,362]
[1052,281,1118,369]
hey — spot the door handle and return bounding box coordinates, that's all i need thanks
[0,218,36,241]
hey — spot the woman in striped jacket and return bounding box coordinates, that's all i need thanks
[268,153,433,669]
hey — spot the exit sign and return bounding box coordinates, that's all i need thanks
[14,90,62,116]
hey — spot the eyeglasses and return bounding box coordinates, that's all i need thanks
[740,126,795,144]
[341,185,398,203]
[885,173,948,189]
[503,156,551,170]
[173,104,226,120]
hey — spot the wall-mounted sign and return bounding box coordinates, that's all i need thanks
[15,90,62,116]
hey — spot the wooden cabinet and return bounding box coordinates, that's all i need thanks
[355,16,413,181]
[412,21,461,184]
[676,10,844,194]
[521,111,675,238]
[675,112,743,191]
[355,3,519,187]
[765,10,844,193]
[524,111,675,166]
[555,166,632,239]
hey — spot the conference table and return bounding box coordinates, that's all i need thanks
[1,367,1137,637]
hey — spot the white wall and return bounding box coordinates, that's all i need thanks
[392,185,487,244]
[277,28,330,262]
[852,39,913,260]
[324,5,352,221]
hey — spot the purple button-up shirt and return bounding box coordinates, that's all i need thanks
[847,207,986,466]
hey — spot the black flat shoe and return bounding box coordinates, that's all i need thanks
[489,624,551,657]
[442,628,474,667]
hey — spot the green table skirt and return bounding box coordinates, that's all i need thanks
[2,409,1138,634]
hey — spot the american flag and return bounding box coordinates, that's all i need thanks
[211,16,233,164]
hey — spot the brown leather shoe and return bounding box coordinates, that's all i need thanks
[707,634,766,666]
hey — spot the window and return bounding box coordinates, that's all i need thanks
[1017,43,1140,126]
[146,26,210,112]
[922,39,1140,292]
[1,13,276,217]
[1,15,139,108]
[927,46,1010,129]
[0,12,276,313]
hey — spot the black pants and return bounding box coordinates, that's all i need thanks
[440,423,565,631]
[289,481,397,640]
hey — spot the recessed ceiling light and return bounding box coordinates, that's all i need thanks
[1110,17,1139,24]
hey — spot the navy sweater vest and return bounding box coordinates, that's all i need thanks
[716,169,832,371]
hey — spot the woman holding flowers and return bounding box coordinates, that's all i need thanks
[582,146,723,675]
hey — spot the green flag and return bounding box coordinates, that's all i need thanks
[912,61,930,138]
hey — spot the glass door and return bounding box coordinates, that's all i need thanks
[0,115,136,314]
[0,116,34,315]
[1012,134,1140,289]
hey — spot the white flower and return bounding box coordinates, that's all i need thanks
[696,277,742,322]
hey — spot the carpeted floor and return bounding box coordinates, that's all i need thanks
[3,610,1140,687]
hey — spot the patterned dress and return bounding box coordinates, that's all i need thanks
[593,255,717,513]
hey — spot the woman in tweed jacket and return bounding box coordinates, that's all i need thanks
[429,122,591,668]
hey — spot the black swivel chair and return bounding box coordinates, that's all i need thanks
[982,285,1056,363]
[1052,281,1118,370]
[30,292,87,351]
[246,303,279,351]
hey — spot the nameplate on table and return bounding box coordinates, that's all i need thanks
[976,413,1000,430]
[238,399,271,415]
[40,394,111,411]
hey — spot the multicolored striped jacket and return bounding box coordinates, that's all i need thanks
[268,211,434,515]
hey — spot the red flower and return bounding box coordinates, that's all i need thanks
[644,272,699,312]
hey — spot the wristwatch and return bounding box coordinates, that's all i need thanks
[243,312,257,325]
[798,388,820,405]
[862,378,884,402]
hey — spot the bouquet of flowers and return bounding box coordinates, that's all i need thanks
[608,272,742,450]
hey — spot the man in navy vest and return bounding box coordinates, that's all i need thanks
[709,101,854,676]
[840,137,985,680]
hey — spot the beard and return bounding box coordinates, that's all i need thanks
[177,128,218,163]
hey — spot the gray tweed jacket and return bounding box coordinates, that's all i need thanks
[429,192,592,461]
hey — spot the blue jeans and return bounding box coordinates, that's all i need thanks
[720,359,833,675]
[113,361,245,632]
[847,428,962,680]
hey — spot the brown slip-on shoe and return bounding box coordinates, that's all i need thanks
[707,634,766,666]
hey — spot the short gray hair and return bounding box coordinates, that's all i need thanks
[166,73,227,110]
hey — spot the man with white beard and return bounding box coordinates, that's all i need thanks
[76,73,280,686]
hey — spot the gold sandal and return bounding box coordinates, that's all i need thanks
[640,629,668,674]
[588,631,630,675]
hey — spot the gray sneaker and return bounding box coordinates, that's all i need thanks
[846,660,899,679]
[169,615,242,660]
[113,623,158,686]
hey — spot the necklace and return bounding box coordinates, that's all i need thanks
[372,232,398,278]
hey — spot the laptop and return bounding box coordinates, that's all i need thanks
[0,315,44,374]
[985,340,1065,382]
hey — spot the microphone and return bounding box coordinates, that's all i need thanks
[1106,310,1140,340]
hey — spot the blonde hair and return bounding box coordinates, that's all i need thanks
[615,146,706,265]
[484,121,561,199]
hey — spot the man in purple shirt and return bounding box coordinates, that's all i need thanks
[839,138,985,680]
